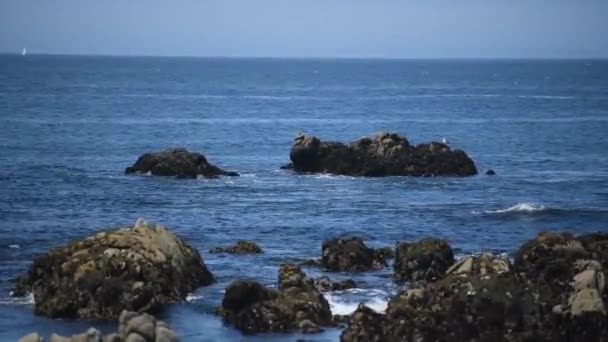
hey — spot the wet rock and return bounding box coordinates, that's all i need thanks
[394,238,454,282]
[578,232,608,268]
[208,240,263,254]
[314,276,356,292]
[218,264,332,334]
[19,311,177,342]
[514,232,589,304]
[14,219,214,319]
[340,305,385,342]
[125,147,238,179]
[287,132,477,177]
[374,247,395,263]
[321,237,387,272]
[485,169,496,175]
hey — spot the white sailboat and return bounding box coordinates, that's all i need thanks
[21,48,27,56]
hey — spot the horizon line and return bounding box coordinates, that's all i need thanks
[1,51,608,61]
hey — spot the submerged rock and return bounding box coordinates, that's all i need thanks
[218,264,332,334]
[288,132,477,177]
[19,311,178,342]
[13,219,214,319]
[321,237,388,272]
[394,238,454,282]
[125,147,238,179]
[209,240,263,254]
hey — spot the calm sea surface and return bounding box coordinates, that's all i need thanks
[1,56,607,341]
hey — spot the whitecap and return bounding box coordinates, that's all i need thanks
[186,294,203,301]
[2,293,35,305]
[324,290,389,315]
[472,202,546,215]
[8,244,19,249]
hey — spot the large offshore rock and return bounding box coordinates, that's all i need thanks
[13,219,214,319]
[218,264,332,334]
[288,132,477,177]
[125,147,238,179]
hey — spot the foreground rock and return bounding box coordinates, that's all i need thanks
[322,237,391,272]
[288,132,477,177]
[125,147,238,179]
[342,232,608,342]
[394,237,454,282]
[13,219,214,319]
[18,310,178,342]
[218,264,332,334]
[209,240,263,254]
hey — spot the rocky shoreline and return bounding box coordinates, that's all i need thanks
[11,219,608,341]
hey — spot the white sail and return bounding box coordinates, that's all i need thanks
[21,48,27,56]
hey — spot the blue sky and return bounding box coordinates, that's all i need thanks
[1,0,607,58]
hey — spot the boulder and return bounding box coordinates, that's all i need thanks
[19,311,178,342]
[394,238,454,282]
[314,276,357,292]
[13,219,214,319]
[321,237,388,272]
[288,132,477,177]
[340,305,385,342]
[514,232,590,303]
[125,147,238,179]
[218,264,332,334]
[208,241,263,254]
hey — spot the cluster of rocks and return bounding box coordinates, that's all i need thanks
[208,241,263,254]
[287,132,478,177]
[13,219,214,319]
[217,264,333,334]
[125,132,482,181]
[12,215,607,341]
[341,232,608,342]
[125,148,238,179]
[18,310,177,342]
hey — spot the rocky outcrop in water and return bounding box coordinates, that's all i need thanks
[341,232,608,342]
[18,310,178,342]
[218,264,333,334]
[288,132,478,177]
[209,240,263,254]
[321,237,391,272]
[125,147,238,179]
[13,219,214,320]
[314,276,357,293]
[394,237,454,282]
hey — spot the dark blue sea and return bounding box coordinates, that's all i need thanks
[1,56,607,341]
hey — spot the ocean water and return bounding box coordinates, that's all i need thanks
[1,56,607,341]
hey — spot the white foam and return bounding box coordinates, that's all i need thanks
[186,294,203,301]
[8,244,19,249]
[2,293,35,305]
[324,292,388,315]
[473,202,546,215]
